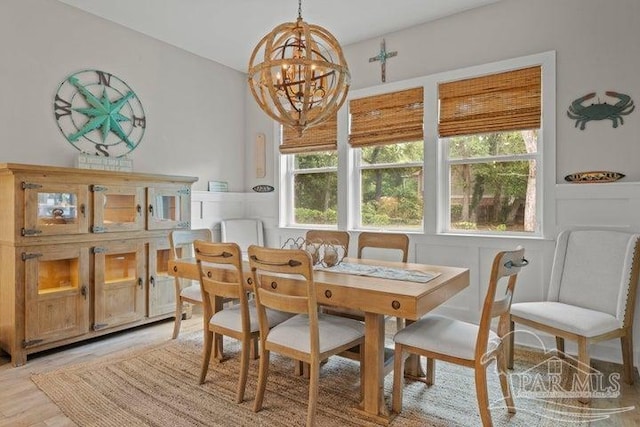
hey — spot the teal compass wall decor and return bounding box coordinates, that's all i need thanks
[54,70,146,158]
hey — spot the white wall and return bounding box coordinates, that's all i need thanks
[0,0,247,192]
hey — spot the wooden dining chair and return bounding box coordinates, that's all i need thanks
[169,228,212,339]
[305,230,350,253]
[194,240,291,403]
[509,229,640,394]
[248,245,365,427]
[392,247,527,427]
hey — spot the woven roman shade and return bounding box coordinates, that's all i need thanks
[438,66,541,138]
[349,87,424,148]
[280,113,337,154]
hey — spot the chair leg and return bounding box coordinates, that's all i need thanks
[236,336,250,403]
[556,336,565,358]
[426,358,435,386]
[253,349,270,412]
[250,337,259,360]
[507,320,515,369]
[474,364,493,427]
[199,329,213,384]
[391,343,405,414]
[497,351,515,413]
[577,337,591,404]
[307,361,320,427]
[172,299,183,339]
[620,334,635,385]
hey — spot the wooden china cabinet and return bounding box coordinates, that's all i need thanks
[0,163,197,366]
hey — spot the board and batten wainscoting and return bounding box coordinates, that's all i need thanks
[191,183,640,371]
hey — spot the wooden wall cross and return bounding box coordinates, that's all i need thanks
[368,39,398,83]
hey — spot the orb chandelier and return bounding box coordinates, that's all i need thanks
[248,0,350,136]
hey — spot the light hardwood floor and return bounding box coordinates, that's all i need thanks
[1,312,638,426]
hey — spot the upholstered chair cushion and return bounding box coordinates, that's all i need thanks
[180,284,203,302]
[267,313,365,354]
[210,300,291,333]
[394,314,501,361]
[510,301,622,337]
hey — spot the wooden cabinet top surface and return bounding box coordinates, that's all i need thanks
[0,163,198,184]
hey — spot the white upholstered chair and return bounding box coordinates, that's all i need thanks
[509,229,640,389]
[393,248,527,427]
[248,245,365,427]
[221,218,264,255]
[169,228,212,339]
[194,240,291,403]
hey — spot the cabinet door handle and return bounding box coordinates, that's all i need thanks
[150,276,155,287]
[148,204,154,216]
[138,278,143,289]
[136,204,142,214]
[81,285,88,300]
[80,204,86,217]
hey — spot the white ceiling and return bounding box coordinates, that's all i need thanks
[56,0,501,72]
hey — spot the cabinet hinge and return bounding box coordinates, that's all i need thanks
[91,226,107,233]
[93,323,108,331]
[176,221,190,229]
[92,247,108,254]
[22,338,44,348]
[90,185,108,192]
[21,182,43,190]
[177,188,190,195]
[21,252,43,261]
[21,228,43,236]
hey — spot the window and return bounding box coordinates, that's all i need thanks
[281,114,338,227]
[279,52,555,237]
[349,87,424,230]
[439,66,542,234]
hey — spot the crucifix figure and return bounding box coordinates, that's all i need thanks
[368,39,398,83]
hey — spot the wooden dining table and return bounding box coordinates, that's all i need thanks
[168,256,469,424]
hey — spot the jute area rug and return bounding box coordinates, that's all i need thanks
[31,332,594,426]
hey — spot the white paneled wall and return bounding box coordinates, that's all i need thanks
[190,191,277,244]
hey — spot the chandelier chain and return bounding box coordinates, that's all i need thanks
[298,0,302,20]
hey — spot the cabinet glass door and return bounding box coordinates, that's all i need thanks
[23,183,89,236]
[148,238,176,317]
[147,187,190,230]
[24,246,90,347]
[94,241,146,329]
[92,185,145,232]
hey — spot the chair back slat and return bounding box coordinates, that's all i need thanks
[256,289,309,314]
[194,241,247,322]
[249,245,316,312]
[306,230,350,252]
[357,232,409,262]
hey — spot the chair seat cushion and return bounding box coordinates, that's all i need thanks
[267,313,365,354]
[180,285,202,303]
[511,302,622,338]
[210,301,291,333]
[393,315,500,361]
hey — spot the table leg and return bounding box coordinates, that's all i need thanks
[356,312,392,424]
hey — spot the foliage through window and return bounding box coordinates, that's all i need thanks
[446,130,538,233]
[358,141,424,229]
[291,151,337,225]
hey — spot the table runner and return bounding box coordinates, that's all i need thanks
[317,262,440,283]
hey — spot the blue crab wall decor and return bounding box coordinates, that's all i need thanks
[567,91,634,130]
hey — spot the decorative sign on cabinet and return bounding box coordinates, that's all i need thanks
[0,163,197,366]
